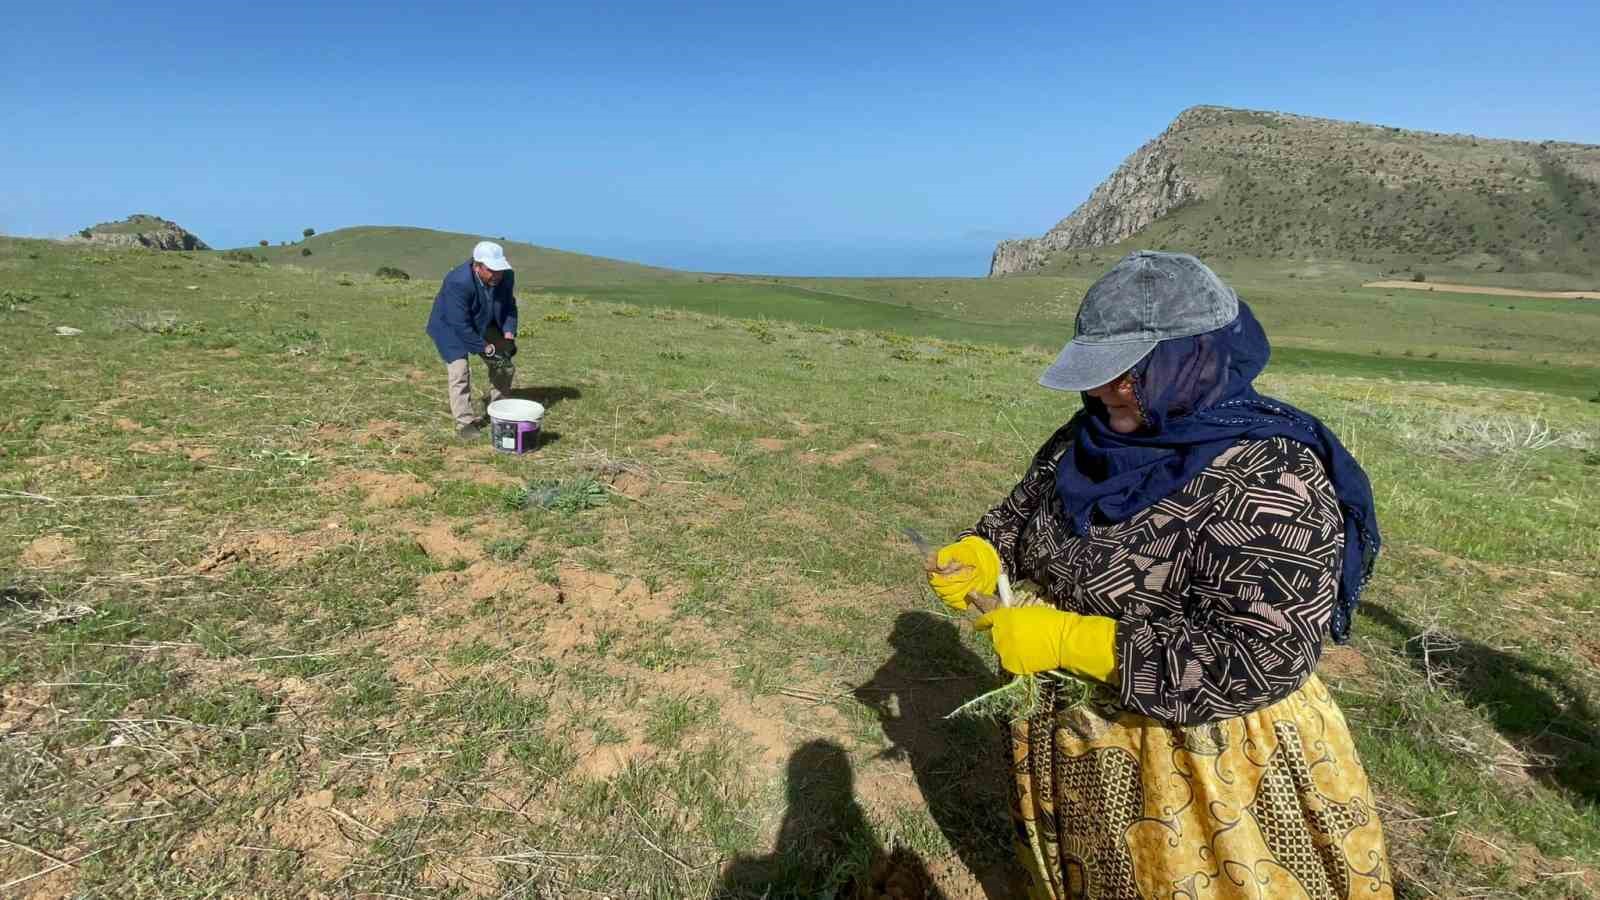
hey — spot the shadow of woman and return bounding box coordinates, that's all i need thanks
[719,739,938,899]
[851,611,1024,898]
[1361,601,1600,803]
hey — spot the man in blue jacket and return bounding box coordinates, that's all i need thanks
[425,241,521,439]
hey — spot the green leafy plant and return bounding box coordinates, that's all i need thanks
[374,266,410,280]
[503,477,608,514]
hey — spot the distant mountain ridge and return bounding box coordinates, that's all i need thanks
[991,106,1600,277]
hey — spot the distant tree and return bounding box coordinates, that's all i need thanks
[375,266,410,280]
[301,247,313,257]
[303,227,315,238]
[79,228,92,238]
[258,239,269,247]
[1411,271,1426,283]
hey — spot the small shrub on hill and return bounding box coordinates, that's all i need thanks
[1412,271,1427,282]
[301,248,313,257]
[375,266,410,280]
[220,250,260,263]
[258,240,269,247]
[302,227,315,238]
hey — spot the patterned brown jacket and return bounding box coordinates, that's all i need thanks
[969,428,1344,725]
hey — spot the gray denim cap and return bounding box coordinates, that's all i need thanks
[1039,250,1240,391]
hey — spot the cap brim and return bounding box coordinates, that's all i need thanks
[1038,338,1156,391]
[481,258,513,271]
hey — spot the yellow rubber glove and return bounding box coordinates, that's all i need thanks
[972,606,1119,682]
[925,535,1000,611]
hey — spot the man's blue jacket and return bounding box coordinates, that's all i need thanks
[425,260,519,363]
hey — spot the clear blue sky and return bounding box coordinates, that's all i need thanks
[4,1,1597,276]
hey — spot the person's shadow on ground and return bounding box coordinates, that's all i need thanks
[1360,601,1600,804]
[506,385,580,410]
[851,611,1024,898]
[718,739,939,899]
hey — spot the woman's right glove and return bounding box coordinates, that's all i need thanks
[925,535,1000,611]
[972,606,1118,682]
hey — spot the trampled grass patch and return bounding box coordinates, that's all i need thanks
[1,236,1597,896]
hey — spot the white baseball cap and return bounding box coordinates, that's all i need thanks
[472,240,513,271]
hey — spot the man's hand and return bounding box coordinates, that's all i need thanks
[504,332,515,340]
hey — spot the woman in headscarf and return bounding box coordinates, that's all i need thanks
[928,251,1391,899]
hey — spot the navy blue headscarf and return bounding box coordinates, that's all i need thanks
[1054,301,1379,643]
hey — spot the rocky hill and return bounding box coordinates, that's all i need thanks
[71,214,209,251]
[992,106,1600,277]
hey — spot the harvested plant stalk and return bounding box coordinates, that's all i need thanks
[946,669,1093,723]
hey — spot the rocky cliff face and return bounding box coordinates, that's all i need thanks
[71,214,210,251]
[992,113,1205,276]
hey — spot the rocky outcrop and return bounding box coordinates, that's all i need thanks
[70,214,210,251]
[991,112,1205,276]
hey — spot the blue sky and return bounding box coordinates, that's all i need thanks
[4,1,1597,276]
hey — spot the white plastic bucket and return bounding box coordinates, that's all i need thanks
[486,399,545,454]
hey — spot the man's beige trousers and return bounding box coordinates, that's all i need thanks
[445,357,514,426]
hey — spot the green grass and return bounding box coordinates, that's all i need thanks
[1,235,1597,896]
[237,224,690,284]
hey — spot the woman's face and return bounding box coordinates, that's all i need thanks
[1085,371,1144,434]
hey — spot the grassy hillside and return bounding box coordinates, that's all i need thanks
[1004,105,1600,279]
[212,225,1600,397]
[2,237,1599,897]
[238,225,691,285]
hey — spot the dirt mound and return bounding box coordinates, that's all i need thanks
[333,470,434,508]
[193,529,339,573]
[398,519,482,566]
[19,535,77,570]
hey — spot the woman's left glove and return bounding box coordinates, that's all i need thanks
[972,606,1118,682]
[925,536,1000,611]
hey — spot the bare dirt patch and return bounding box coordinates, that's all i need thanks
[1364,280,1599,300]
[0,684,57,733]
[186,446,218,462]
[128,438,180,454]
[752,437,788,452]
[686,449,731,470]
[333,470,435,508]
[19,534,78,570]
[1318,645,1370,680]
[646,432,695,450]
[193,528,340,574]
[783,416,819,436]
[112,417,145,432]
[398,519,483,566]
[609,470,654,499]
[796,441,883,467]
[42,457,107,482]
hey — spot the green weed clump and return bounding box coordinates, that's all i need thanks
[108,308,204,336]
[1,289,39,312]
[374,266,409,280]
[503,477,608,513]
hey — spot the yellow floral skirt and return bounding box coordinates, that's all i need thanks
[1010,674,1392,900]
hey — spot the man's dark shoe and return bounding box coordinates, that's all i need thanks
[456,423,482,441]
